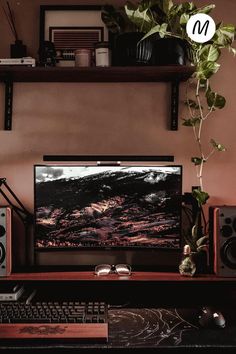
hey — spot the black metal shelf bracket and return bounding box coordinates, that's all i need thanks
[170,81,179,131]
[2,77,181,131]
[4,79,13,131]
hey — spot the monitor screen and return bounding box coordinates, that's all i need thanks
[34,164,182,268]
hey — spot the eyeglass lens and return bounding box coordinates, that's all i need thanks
[94,264,111,276]
[115,264,131,275]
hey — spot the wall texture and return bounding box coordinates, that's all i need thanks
[0,0,235,264]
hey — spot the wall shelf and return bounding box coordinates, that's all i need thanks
[0,65,195,130]
[0,65,194,82]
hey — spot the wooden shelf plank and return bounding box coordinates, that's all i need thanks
[0,65,195,83]
[0,271,235,282]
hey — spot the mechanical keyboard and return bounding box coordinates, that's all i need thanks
[0,301,108,341]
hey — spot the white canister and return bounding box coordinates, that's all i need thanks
[95,42,111,67]
[74,49,92,67]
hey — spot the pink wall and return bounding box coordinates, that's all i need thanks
[0,0,235,254]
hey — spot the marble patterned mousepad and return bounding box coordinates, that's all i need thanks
[109,308,236,348]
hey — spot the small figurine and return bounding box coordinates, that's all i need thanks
[38,41,57,67]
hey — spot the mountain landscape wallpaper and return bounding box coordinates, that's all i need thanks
[34,165,182,249]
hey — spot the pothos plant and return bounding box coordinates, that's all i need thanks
[124,0,236,253]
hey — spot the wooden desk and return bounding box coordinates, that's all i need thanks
[1,272,236,353]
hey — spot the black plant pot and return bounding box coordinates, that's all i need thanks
[10,40,27,58]
[151,38,187,66]
[114,32,152,66]
[192,251,209,275]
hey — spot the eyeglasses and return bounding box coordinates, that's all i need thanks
[94,264,132,276]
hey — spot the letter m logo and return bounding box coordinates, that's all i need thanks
[193,20,210,36]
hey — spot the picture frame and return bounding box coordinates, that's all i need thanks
[39,5,109,66]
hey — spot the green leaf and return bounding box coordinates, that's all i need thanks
[180,13,189,26]
[182,117,201,126]
[124,4,155,33]
[199,45,220,62]
[180,2,196,13]
[191,157,204,166]
[218,24,235,38]
[101,6,123,34]
[206,88,226,109]
[169,2,196,21]
[213,23,236,47]
[139,0,173,14]
[184,99,201,109]
[196,235,209,247]
[159,23,168,38]
[191,224,198,240]
[196,61,220,80]
[192,4,215,15]
[159,0,174,14]
[140,24,162,41]
[210,139,226,152]
[192,189,209,206]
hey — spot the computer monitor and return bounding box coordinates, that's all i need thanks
[34,164,183,270]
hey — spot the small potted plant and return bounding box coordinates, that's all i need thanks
[101,4,153,65]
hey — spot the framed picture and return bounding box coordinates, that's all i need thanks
[39,5,109,65]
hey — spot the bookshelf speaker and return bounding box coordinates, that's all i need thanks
[0,207,12,276]
[209,206,236,277]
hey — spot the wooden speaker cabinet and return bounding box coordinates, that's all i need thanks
[0,206,12,276]
[209,206,236,277]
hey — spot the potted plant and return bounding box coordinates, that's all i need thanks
[124,0,194,65]
[125,0,236,273]
[181,18,235,272]
[101,5,153,65]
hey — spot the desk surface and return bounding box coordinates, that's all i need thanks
[1,271,236,282]
[1,307,236,352]
[1,273,236,352]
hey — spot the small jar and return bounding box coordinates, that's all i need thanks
[74,49,92,67]
[95,41,111,67]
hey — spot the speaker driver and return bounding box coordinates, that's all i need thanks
[0,242,6,264]
[0,225,6,237]
[221,224,233,238]
[221,237,236,269]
